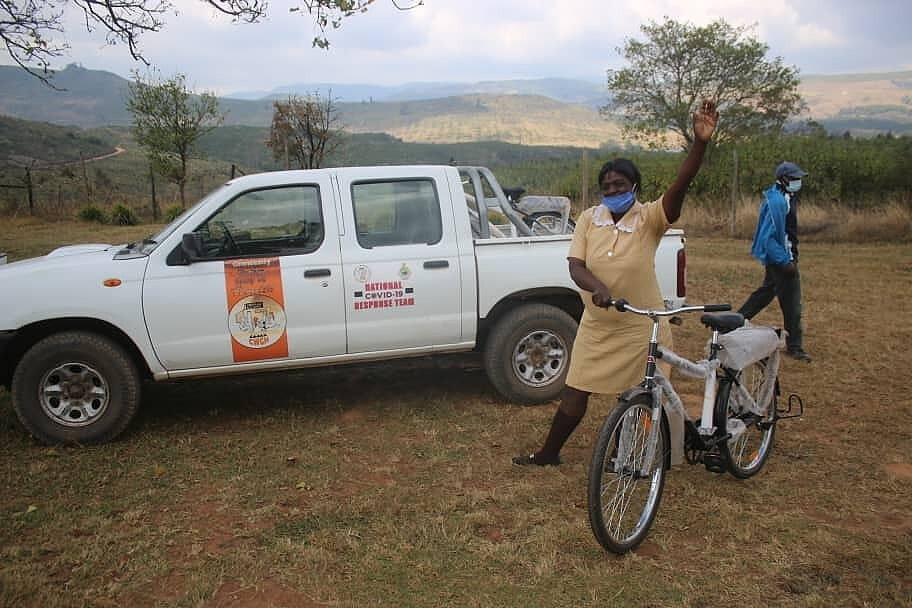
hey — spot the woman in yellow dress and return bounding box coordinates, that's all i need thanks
[513,99,719,466]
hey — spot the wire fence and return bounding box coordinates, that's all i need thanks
[0,157,247,222]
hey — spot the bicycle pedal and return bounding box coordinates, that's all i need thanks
[702,452,726,474]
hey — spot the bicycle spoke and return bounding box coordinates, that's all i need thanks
[599,408,656,542]
[716,359,777,478]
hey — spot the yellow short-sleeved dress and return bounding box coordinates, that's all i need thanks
[565,197,674,395]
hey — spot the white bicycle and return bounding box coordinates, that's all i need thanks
[586,299,804,554]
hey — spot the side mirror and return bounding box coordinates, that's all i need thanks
[181,232,205,263]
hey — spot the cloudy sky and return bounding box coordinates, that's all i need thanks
[12,0,912,95]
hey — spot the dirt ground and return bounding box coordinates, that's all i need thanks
[1,237,910,607]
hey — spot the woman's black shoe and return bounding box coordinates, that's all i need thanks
[512,453,561,466]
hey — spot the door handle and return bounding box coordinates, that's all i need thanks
[304,268,331,278]
[423,260,449,269]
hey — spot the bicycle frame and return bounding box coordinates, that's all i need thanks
[617,302,742,470]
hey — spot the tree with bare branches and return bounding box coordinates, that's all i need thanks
[266,93,345,170]
[1,1,423,84]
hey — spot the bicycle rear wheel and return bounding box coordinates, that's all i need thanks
[587,392,668,553]
[715,358,777,479]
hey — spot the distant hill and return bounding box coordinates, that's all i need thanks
[0,64,132,128]
[798,71,912,134]
[226,77,607,107]
[0,65,619,147]
[0,115,596,174]
[196,129,595,170]
[0,115,117,165]
[335,94,620,147]
[1,64,911,143]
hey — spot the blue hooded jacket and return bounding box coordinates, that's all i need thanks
[750,185,792,266]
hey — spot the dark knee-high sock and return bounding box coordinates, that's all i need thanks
[537,409,584,460]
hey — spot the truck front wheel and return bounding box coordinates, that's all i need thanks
[11,331,141,445]
[483,304,578,404]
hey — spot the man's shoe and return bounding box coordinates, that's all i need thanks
[786,348,812,362]
[512,452,561,466]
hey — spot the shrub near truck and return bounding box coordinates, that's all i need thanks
[0,165,685,445]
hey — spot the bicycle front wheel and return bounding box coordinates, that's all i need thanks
[715,358,777,479]
[587,392,668,554]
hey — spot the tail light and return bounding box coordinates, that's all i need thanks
[676,248,686,298]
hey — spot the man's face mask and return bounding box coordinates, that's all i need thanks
[785,178,802,193]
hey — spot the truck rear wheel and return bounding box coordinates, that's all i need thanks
[11,331,141,445]
[483,303,577,404]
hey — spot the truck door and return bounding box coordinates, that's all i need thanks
[336,169,466,353]
[143,177,346,370]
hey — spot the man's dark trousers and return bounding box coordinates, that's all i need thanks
[738,263,804,351]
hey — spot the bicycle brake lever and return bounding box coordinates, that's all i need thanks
[669,316,683,326]
[613,298,628,312]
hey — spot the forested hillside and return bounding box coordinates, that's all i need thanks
[0,116,116,165]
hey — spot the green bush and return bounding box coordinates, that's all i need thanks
[77,204,106,223]
[109,203,138,226]
[164,204,183,222]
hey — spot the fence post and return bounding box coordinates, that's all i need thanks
[25,167,34,215]
[80,152,92,203]
[150,165,159,222]
[581,149,589,208]
[730,148,739,237]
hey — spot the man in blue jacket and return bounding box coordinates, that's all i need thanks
[738,161,811,361]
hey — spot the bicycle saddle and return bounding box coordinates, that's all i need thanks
[700,312,745,333]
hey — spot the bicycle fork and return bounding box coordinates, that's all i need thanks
[613,399,663,479]
[617,317,666,478]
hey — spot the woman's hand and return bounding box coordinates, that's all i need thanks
[591,286,613,308]
[693,99,719,144]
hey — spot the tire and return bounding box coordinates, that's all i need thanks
[525,212,575,235]
[11,331,141,445]
[587,392,668,554]
[714,358,777,479]
[482,303,577,404]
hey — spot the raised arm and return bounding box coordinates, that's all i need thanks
[662,99,719,223]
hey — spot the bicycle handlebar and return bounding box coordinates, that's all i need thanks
[609,299,731,317]
[703,304,732,312]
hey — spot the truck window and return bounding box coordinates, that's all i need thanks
[193,185,324,258]
[351,179,442,248]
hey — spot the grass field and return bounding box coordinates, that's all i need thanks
[0,223,910,607]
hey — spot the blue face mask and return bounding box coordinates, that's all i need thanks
[785,179,802,193]
[601,191,636,214]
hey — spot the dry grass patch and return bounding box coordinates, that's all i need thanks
[1,226,911,607]
[679,198,912,242]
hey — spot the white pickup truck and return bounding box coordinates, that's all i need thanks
[0,165,685,445]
